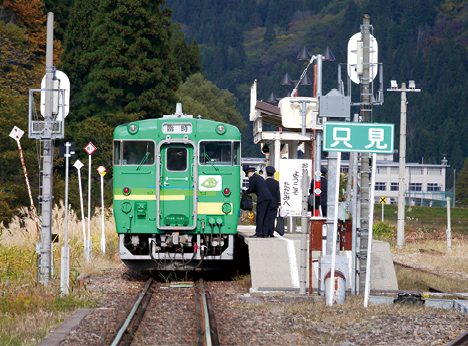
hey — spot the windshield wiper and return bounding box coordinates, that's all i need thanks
[137,152,150,170]
[204,153,218,171]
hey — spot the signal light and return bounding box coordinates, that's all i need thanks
[223,187,231,196]
[123,187,131,195]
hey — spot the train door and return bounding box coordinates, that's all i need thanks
[157,142,197,230]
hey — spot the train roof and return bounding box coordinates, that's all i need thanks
[114,104,241,139]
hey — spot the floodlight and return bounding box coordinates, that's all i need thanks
[300,73,312,86]
[391,80,398,88]
[297,46,311,61]
[322,47,336,61]
[281,73,293,85]
[266,92,278,103]
[409,80,416,89]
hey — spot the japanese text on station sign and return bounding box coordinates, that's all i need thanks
[279,159,312,217]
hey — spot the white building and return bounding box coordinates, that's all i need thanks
[242,154,451,207]
[338,154,451,207]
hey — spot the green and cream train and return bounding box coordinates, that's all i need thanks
[113,103,241,270]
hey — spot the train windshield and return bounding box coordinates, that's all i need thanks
[114,140,155,166]
[199,141,240,166]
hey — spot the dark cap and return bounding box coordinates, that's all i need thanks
[266,166,275,175]
[321,165,328,173]
[243,165,255,173]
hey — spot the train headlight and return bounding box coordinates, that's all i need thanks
[123,187,131,195]
[222,203,232,214]
[216,124,226,135]
[128,123,139,134]
[223,187,231,196]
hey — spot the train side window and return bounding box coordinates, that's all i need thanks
[114,141,121,165]
[122,141,155,165]
[233,141,240,165]
[167,147,187,171]
[199,141,233,166]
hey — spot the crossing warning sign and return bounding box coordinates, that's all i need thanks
[379,197,386,204]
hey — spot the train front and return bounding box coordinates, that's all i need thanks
[113,105,241,270]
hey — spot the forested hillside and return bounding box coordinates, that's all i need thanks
[2,0,468,223]
[166,0,468,179]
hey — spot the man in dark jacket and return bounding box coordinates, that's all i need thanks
[244,166,273,238]
[265,166,281,237]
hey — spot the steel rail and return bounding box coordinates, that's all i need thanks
[428,286,468,301]
[447,330,468,346]
[111,278,153,346]
[195,279,220,346]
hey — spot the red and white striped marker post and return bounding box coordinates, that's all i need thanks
[9,126,41,235]
[84,142,97,259]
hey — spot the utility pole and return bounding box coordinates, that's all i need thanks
[358,14,372,295]
[387,81,420,248]
[29,12,69,284]
[38,13,56,284]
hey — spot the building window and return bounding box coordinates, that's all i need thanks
[375,182,386,191]
[427,168,442,175]
[391,182,399,191]
[377,166,387,174]
[410,183,422,191]
[390,167,399,174]
[340,166,349,173]
[410,167,423,175]
[427,183,441,191]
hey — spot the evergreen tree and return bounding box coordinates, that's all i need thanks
[455,157,468,207]
[264,24,275,42]
[78,0,181,121]
[170,23,203,81]
[59,0,97,124]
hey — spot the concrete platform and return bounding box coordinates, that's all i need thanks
[237,225,398,292]
[37,308,92,346]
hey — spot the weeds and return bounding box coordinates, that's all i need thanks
[0,201,118,345]
[232,271,251,289]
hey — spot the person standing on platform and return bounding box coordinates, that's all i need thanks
[243,166,273,238]
[265,166,281,237]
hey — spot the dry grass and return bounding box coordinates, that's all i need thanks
[392,228,468,279]
[0,201,120,345]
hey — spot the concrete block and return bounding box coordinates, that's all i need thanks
[368,295,394,306]
[454,300,468,314]
[424,298,453,309]
[371,240,399,291]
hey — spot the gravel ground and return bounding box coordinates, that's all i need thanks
[50,266,468,346]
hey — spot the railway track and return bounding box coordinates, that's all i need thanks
[110,278,219,346]
[394,260,468,346]
[447,330,468,346]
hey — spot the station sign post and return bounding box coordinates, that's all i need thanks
[323,121,394,307]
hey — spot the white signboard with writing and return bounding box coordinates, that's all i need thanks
[279,159,312,216]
